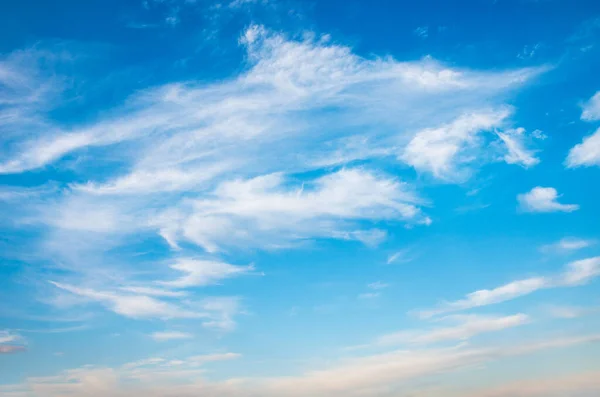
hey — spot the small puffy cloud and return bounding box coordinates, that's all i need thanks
[565,127,600,168]
[566,91,600,167]
[150,331,193,341]
[517,186,579,213]
[581,91,600,121]
[401,109,510,181]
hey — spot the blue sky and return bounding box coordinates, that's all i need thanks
[1,0,600,396]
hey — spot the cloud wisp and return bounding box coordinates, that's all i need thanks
[418,256,600,318]
[540,237,595,254]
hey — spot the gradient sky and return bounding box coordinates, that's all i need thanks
[1,1,600,396]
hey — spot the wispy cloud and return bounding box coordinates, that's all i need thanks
[517,186,579,213]
[545,304,599,319]
[419,256,600,318]
[414,26,429,38]
[358,281,390,299]
[49,281,202,320]
[495,127,541,168]
[367,281,389,290]
[540,237,595,254]
[150,331,193,341]
[0,25,550,362]
[157,168,430,252]
[358,292,381,300]
[48,281,244,330]
[386,248,414,264]
[375,314,530,346]
[159,259,255,288]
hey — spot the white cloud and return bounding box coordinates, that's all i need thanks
[375,314,530,346]
[419,256,600,317]
[420,277,547,318]
[73,164,232,195]
[386,249,414,264]
[401,109,510,180]
[496,127,541,168]
[358,292,381,300]
[566,90,600,167]
[517,186,579,213]
[49,282,202,320]
[150,331,193,341]
[49,281,244,330]
[0,330,23,346]
[566,127,600,167]
[1,26,542,179]
[540,237,595,254]
[159,259,254,288]
[357,282,387,301]
[198,296,242,331]
[367,281,389,290]
[119,286,188,298]
[581,91,600,121]
[1,26,546,333]
[560,256,600,286]
[160,168,430,252]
